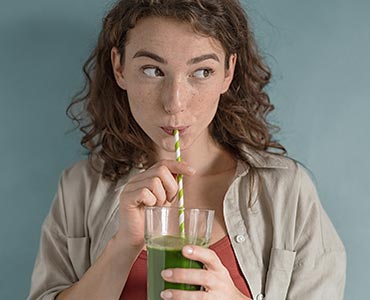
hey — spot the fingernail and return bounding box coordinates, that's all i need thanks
[161,269,173,278]
[161,290,173,299]
[183,245,194,255]
[187,166,196,174]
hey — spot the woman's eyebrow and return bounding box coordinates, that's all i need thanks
[133,50,220,65]
[187,53,220,65]
[133,50,167,64]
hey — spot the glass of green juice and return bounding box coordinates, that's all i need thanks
[144,206,214,300]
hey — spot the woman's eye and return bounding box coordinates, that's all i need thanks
[192,68,214,79]
[142,66,164,77]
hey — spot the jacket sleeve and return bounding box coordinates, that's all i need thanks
[286,166,346,299]
[28,171,79,300]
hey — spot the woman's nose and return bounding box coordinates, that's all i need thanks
[161,78,188,114]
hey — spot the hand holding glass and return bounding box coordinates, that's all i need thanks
[144,206,214,300]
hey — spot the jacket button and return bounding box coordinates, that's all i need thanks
[235,234,246,243]
[256,294,264,300]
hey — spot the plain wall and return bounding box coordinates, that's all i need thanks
[0,0,369,299]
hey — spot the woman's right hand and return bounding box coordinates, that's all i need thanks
[114,160,196,249]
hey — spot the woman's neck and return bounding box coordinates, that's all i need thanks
[155,133,236,176]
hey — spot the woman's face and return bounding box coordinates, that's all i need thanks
[112,17,236,159]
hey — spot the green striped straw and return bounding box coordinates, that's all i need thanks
[174,129,185,237]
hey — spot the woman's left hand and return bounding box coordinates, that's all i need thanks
[160,245,252,300]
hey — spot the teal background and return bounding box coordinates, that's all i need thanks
[0,0,369,299]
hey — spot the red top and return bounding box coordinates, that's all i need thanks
[120,235,252,299]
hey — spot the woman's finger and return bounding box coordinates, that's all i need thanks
[181,245,224,272]
[124,177,167,205]
[127,160,195,201]
[148,159,196,176]
[130,160,195,183]
[161,268,211,287]
[123,187,157,207]
[151,160,196,201]
[126,167,177,202]
[161,289,206,300]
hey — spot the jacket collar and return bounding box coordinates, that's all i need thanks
[235,145,289,177]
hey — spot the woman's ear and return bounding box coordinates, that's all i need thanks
[221,54,237,94]
[111,47,127,90]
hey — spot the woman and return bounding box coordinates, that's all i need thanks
[28,0,346,299]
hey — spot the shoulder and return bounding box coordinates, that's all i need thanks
[258,152,317,202]
[62,157,103,183]
[240,147,312,188]
[58,158,142,207]
[237,149,320,214]
[56,158,115,215]
[263,154,314,189]
[59,157,116,192]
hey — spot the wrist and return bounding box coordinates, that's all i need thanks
[107,233,143,260]
[93,235,143,283]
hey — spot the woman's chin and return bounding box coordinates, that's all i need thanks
[154,139,191,159]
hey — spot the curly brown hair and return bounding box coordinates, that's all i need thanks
[67,0,285,181]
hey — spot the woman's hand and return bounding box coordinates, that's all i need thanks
[114,160,196,249]
[160,245,251,300]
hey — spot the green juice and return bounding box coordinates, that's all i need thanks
[147,235,205,300]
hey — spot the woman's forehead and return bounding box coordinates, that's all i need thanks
[124,16,226,61]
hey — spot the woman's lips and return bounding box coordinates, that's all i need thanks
[161,126,189,136]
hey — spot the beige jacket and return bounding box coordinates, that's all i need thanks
[28,149,346,300]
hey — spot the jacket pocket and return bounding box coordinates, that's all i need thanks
[67,237,91,279]
[264,248,296,300]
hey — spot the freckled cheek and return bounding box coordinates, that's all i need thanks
[127,89,160,116]
[192,89,220,113]
[191,100,220,129]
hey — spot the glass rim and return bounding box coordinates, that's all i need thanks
[144,206,214,214]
